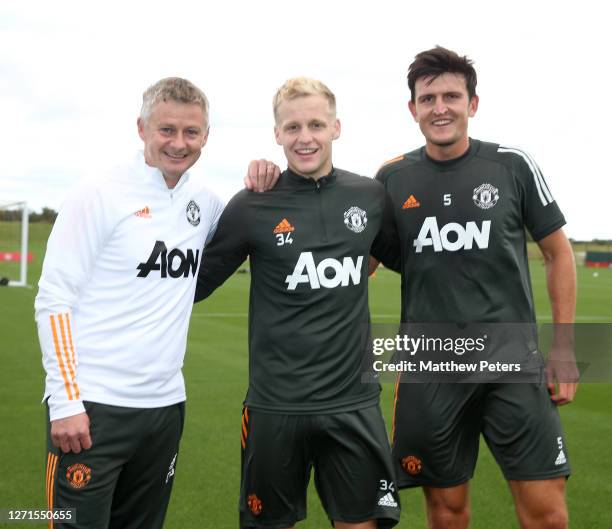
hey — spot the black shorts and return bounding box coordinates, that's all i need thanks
[239,405,401,528]
[46,401,185,529]
[392,382,571,488]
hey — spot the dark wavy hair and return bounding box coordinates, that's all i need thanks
[407,46,477,102]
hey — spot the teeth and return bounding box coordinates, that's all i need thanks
[297,148,316,154]
[433,120,451,125]
[166,152,186,159]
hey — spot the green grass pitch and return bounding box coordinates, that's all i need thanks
[0,223,611,528]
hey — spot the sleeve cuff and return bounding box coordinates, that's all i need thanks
[531,218,566,242]
[48,399,86,422]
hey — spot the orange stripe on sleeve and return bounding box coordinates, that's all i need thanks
[58,315,79,400]
[50,315,73,400]
[382,154,404,167]
[377,154,405,174]
[64,314,80,399]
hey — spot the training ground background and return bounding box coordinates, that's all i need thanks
[0,223,611,528]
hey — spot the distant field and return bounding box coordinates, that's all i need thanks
[0,223,611,528]
[0,220,25,281]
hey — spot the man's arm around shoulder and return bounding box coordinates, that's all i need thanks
[195,191,251,302]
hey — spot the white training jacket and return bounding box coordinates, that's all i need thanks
[35,152,224,421]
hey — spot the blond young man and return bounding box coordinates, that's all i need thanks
[195,77,401,529]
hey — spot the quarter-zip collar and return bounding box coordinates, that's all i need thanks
[284,167,337,188]
[138,150,191,193]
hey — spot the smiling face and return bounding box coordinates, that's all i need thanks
[137,100,208,188]
[274,94,340,180]
[409,72,479,161]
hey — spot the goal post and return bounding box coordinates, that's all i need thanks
[0,201,29,287]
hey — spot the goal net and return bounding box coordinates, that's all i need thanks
[0,201,29,287]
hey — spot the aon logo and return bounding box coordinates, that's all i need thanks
[137,241,199,278]
[414,217,491,253]
[285,252,363,290]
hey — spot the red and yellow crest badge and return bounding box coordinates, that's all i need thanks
[247,493,263,515]
[66,463,92,489]
[401,455,423,475]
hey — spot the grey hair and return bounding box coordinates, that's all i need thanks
[140,77,209,126]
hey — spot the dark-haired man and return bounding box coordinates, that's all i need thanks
[374,47,577,529]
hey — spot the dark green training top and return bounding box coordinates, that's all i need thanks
[195,168,399,414]
[376,139,566,324]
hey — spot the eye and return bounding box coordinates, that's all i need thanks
[160,127,173,134]
[186,129,200,137]
[310,122,324,129]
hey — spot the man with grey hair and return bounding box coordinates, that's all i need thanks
[35,77,274,528]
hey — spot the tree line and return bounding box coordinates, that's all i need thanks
[0,207,610,244]
[0,207,58,223]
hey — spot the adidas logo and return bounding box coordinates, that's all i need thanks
[402,195,420,209]
[273,218,295,234]
[135,206,151,218]
[377,492,398,508]
[555,450,567,466]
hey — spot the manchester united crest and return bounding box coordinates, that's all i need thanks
[343,206,367,233]
[66,463,92,489]
[247,493,263,515]
[401,455,423,475]
[473,183,499,210]
[186,200,201,226]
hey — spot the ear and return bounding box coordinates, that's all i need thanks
[274,125,282,146]
[201,126,210,148]
[137,117,146,141]
[468,95,479,117]
[332,118,341,140]
[408,100,418,122]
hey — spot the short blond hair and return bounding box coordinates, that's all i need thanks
[273,77,336,122]
[140,77,209,126]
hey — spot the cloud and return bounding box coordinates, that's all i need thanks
[1,0,610,239]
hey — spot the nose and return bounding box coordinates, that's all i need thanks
[432,97,448,116]
[297,127,313,144]
[170,133,187,151]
